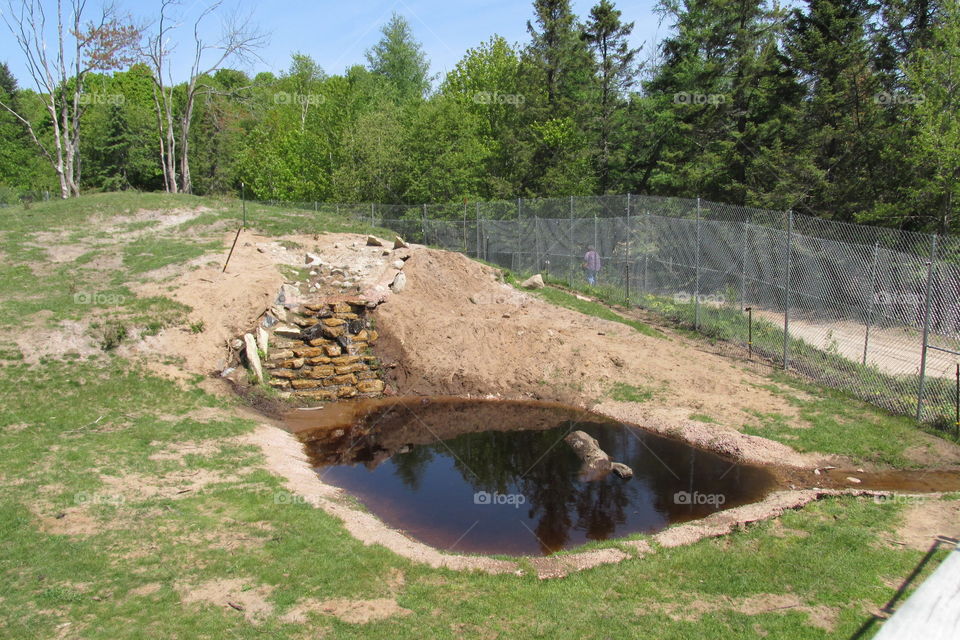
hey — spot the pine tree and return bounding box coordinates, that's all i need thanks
[366,13,433,101]
[583,0,640,193]
[786,0,885,220]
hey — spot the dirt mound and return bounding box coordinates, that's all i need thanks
[124,230,284,379]
[373,249,820,466]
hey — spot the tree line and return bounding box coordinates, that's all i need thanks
[0,0,957,234]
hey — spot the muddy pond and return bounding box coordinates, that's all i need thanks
[287,398,783,555]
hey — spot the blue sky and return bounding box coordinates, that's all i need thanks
[0,0,669,87]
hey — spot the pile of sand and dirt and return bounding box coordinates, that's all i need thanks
[369,248,832,467]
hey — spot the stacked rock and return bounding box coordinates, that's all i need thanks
[262,299,385,401]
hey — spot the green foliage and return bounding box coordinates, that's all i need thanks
[0,0,955,232]
[365,13,433,101]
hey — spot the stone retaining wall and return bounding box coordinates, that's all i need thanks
[260,299,385,401]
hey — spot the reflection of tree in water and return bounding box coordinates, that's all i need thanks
[391,421,634,553]
[390,446,434,491]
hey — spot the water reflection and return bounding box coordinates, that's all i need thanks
[300,402,777,555]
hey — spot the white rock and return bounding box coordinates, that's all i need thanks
[305,252,322,266]
[256,326,269,355]
[521,274,545,289]
[274,324,302,338]
[278,283,301,308]
[391,272,407,293]
[393,260,405,270]
[243,333,264,384]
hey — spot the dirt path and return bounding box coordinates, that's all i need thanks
[752,308,959,379]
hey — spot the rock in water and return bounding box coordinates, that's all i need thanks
[564,430,612,481]
[521,274,545,289]
[243,333,264,384]
[610,462,634,479]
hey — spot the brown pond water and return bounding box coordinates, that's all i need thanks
[286,397,960,556]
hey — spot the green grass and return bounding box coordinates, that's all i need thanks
[122,237,222,276]
[512,279,665,340]
[608,382,658,403]
[0,192,955,638]
[741,372,944,467]
[689,413,719,424]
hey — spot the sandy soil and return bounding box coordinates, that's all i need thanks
[370,248,836,466]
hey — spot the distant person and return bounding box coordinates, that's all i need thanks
[583,246,601,285]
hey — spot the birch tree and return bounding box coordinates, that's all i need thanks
[0,0,139,198]
[141,0,266,194]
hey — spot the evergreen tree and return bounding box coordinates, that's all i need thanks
[583,0,640,193]
[366,13,433,101]
[786,0,885,220]
[901,0,960,233]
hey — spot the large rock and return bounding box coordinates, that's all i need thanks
[391,272,407,293]
[394,236,408,249]
[521,274,545,289]
[564,430,612,481]
[243,333,264,384]
[277,283,302,308]
[366,235,384,247]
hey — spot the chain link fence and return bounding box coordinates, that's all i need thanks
[259,194,960,429]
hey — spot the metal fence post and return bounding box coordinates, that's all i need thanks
[783,210,794,369]
[241,182,246,228]
[371,203,375,227]
[916,235,939,421]
[643,207,650,293]
[569,195,575,287]
[475,202,481,259]
[695,197,702,330]
[626,194,632,302]
[516,197,522,272]
[741,221,749,308]
[863,242,880,366]
[463,201,468,253]
[421,204,427,244]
